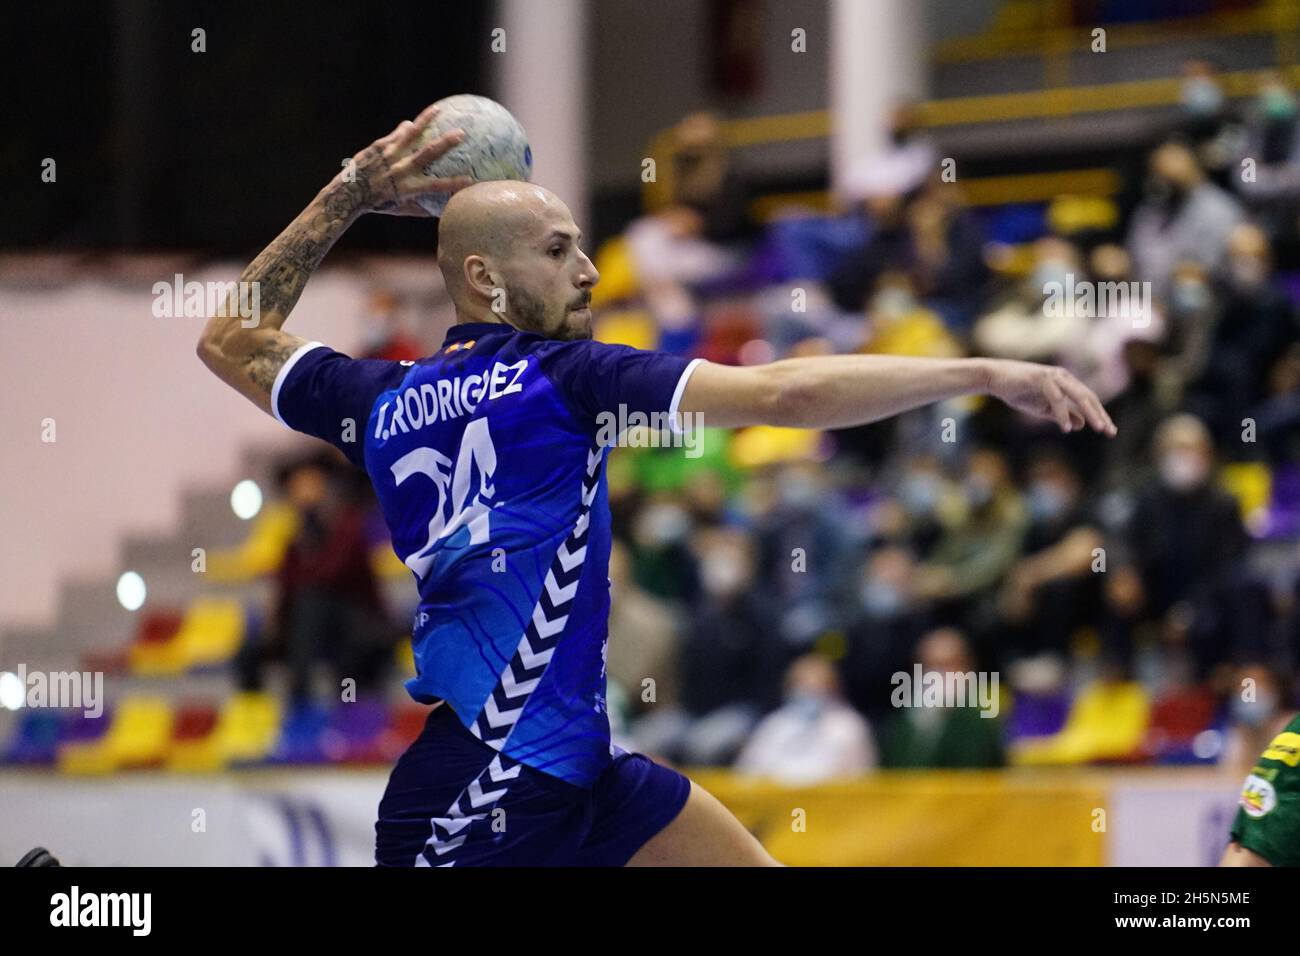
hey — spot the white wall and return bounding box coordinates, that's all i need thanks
[0,262,409,631]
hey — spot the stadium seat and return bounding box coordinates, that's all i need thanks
[1011,681,1151,766]
[205,501,299,582]
[320,698,393,765]
[1005,690,1071,742]
[3,710,66,765]
[58,697,174,774]
[210,691,282,766]
[1218,461,1272,529]
[1141,687,1219,764]
[128,597,244,676]
[163,701,221,772]
[265,702,332,765]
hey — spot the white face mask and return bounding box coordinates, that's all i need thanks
[1159,451,1209,492]
[700,553,746,597]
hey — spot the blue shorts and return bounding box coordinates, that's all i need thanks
[375,704,692,866]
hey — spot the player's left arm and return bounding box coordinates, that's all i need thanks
[676,354,1116,436]
[197,103,471,415]
[1219,842,1272,866]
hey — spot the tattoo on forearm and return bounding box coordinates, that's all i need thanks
[242,336,303,392]
[235,155,398,321]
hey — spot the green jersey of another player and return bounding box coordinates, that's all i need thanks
[1221,713,1300,867]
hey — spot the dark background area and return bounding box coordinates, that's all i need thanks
[3,0,492,254]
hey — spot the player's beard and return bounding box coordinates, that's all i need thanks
[505,281,591,341]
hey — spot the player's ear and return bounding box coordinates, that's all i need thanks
[464,255,496,299]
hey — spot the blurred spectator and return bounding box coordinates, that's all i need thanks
[1221,663,1293,777]
[828,176,989,327]
[998,450,1105,660]
[628,492,699,602]
[1171,57,1234,179]
[623,112,756,342]
[667,111,758,247]
[878,628,1006,769]
[1183,223,1299,450]
[861,270,963,358]
[735,654,877,784]
[1127,140,1245,299]
[973,237,1086,363]
[913,447,1029,623]
[1106,415,1266,676]
[1095,337,1169,497]
[754,460,857,645]
[841,545,933,719]
[235,452,394,706]
[605,540,680,716]
[1234,72,1300,237]
[640,526,788,765]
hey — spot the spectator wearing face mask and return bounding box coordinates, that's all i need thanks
[1234,72,1300,236]
[886,453,962,556]
[754,461,857,646]
[628,493,699,603]
[1184,224,1300,452]
[912,447,1030,631]
[666,527,788,765]
[734,654,877,784]
[1159,259,1219,402]
[841,545,934,720]
[1221,663,1293,779]
[1170,57,1239,186]
[1127,140,1245,301]
[1106,415,1269,677]
[860,270,962,359]
[972,237,1088,364]
[998,452,1106,661]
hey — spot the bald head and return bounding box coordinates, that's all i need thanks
[436,181,599,340]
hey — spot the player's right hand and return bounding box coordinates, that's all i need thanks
[336,104,474,217]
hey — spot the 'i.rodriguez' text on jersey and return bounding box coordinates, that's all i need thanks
[272,321,703,788]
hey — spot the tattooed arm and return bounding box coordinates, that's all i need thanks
[197,103,471,416]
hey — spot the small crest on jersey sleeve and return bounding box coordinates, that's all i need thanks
[1239,774,1277,818]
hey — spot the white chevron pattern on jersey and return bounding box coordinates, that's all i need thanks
[414,444,606,866]
[415,753,523,866]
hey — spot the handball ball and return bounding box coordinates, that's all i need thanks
[415,94,533,217]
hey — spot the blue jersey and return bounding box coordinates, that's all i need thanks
[273,321,702,788]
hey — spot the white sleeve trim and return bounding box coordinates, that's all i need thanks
[271,340,327,427]
[668,357,706,435]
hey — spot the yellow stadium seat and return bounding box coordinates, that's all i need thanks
[593,309,660,351]
[166,691,281,771]
[588,235,641,307]
[728,425,822,470]
[206,502,300,582]
[129,597,245,676]
[1218,462,1272,526]
[1012,680,1151,766]
[372,543,411,580]
[59,697,174,774]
